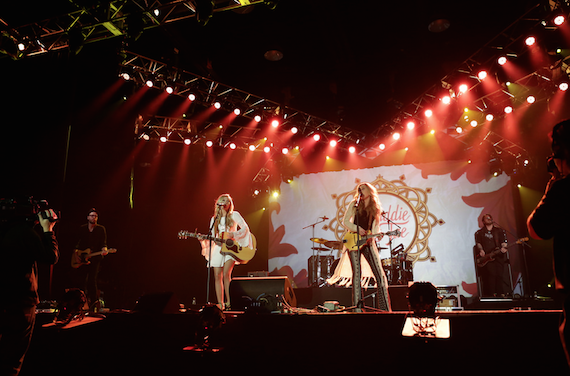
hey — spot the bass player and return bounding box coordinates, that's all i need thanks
[474,214,510,298]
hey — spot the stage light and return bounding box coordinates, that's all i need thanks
[153,8,160,16]
[142,134,150,141]
[430,129,435,134]
[146,80,154,88]
[263,146,270,153]
[401,281,450,339]
[160,136,167,143]
[470,120,478,127]
[229,142,236,150]
[393,132,400,140]
[486,114,494,121]
[477,70,487,80]
[441,95,451,105]
[184,139,191,145]
[527,95,535,104]
[525,36,536,46]
[206,140,213,147]
[282,147,289,154]
[458,84,468,93]
[560,82,569,91]
[313,134,321,141]
[290,127,298,134]
[504,106,513,114]
[498,56,507,65]
[406,121,415,130]
[166,86,174,94]
[248,145,256,151]
[271,119,280,128]
[424,109,433,118]
[233,108,241,116]
[272,191,280,198]
[330,140,337,147]
[119,72,130,81]
[348,146,356,153]
[456,126,463,133]
[254,114,262,122]
[554,15,566,26]
[213,101,221,109]
[379,143,386,150]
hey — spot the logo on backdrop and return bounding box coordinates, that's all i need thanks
[327,175,445,266]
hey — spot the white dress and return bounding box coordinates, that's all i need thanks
[200,211,253,267]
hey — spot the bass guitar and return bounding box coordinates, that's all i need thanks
[178,230,257,264]
[476,237,528,267]
[71,248,117,269]
[343,229,401,251]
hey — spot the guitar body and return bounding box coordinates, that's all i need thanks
[476,237,528,268]
[178,230,257,264]
[220,233,257,264]
[71,248,117,269]
[343,230,401,252]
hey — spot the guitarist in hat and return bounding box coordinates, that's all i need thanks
[73,208,108,311]
[474,214,510,297]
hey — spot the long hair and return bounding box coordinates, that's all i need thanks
[212,193,235,235]
[354,182,382,224]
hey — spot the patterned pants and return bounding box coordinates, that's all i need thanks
[348,245,391,311]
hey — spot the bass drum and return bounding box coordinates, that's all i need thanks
[308,255,335,287]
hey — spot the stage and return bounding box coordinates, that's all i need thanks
[22,291,569,376]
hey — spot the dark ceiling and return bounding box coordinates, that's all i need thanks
[2,0,548,136]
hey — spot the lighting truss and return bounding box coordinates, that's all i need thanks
[369,2,564,164]
[123,51,369,153]
[0,0,266,59]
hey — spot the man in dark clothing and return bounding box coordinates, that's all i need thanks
[474,214,510,297]
[0,201,59,376]
[73,208,107,311]
[528,119,570,367]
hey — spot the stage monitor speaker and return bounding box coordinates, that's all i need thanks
[230,276,297,312]
[133,291,179,314]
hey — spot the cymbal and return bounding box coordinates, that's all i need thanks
[324,240,342,249]
[311,246,331,251]
[310,238,329,244]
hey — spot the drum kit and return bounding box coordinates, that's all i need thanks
[308,237,414,287]
[307,237,341,287]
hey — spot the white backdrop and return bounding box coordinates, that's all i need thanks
[268,160,519,297]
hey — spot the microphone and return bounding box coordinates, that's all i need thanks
[320,216,329,220]
[381,211,387,216]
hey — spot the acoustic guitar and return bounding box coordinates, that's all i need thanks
[476,237,528,267]
[71,248,117,269]
[343,229,401,251]
[178,230,257,264]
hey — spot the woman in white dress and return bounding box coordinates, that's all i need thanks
[200,194,253,310]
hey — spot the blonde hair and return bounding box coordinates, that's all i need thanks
[212,193,235,235]
[354,182,382,224]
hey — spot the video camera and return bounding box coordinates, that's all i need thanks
[0,197,59,223]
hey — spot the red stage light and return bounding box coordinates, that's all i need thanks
[145,80,153,88]
[282,147,289,154]
[166,86,174,94]
[559,82,569,91]
[498,56,507,65]
[159,136,167,143]
[184,139,191,145]
[271,119,280,128]
[263,146,270,153]
[554,15,566,26]
[213,102,221,109]
[406,121,415,130]
[254,115,262,122]
[348,146,356,153]
[525,36,536,46]
[424,109,433,118]
[248,145,256,151]
[504,106,513,114]
[379,143,385,150]
[313,134,321,141]
[393,132,401,140]
[229,143,236,149]
[477,70,487,80]
[206,140,213,147]
[188,93,196,101]
[330,140,337,147]
[290,127,298,134]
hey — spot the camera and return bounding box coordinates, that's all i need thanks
[547,155,559,174]
[0,197,59,223]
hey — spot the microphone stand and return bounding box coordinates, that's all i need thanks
[302,217,327,286]
[381,211,402,285]
[206,209,222,305]
[492,220,531,299]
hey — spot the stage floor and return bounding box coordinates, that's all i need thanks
[23,305,569,376]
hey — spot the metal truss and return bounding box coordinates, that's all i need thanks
[0,0,265,58]
[123,51,369,153]
[368,2,566,165]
